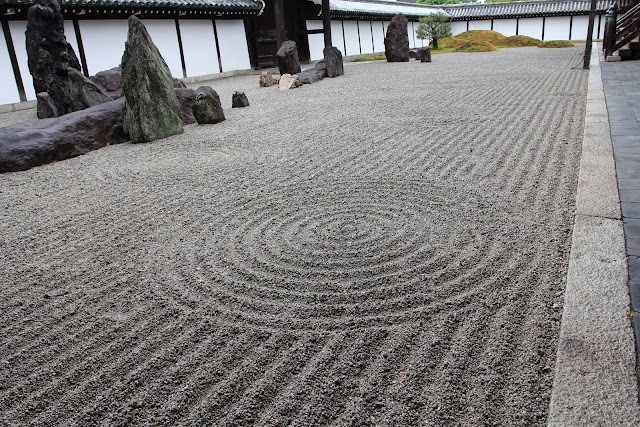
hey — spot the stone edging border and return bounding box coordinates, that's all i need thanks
[547,44,640,426]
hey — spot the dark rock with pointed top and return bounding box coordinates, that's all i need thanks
[417,47,432,62]
[193,86,225,124]
[276,40,301,75]
[385,14,410,62]
[323,47,344,78]
[0,98,127,173]
[232,91,249,108]
[26,0,82,118]
[121,15,183,143]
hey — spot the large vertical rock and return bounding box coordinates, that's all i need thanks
[121,16,183,143]
[385,14,410,62]
[323,46,344,77]
[276,40,301,75]
[26,0,81,118]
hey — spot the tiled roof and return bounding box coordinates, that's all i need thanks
[444,0,613,20]
[310,0,443,18]
[0,0,263,12]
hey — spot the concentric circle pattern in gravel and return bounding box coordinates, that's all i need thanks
[0,47,587,426]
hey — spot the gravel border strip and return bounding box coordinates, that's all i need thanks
[547,43,640,426]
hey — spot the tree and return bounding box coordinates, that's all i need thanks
[415,12,452,50]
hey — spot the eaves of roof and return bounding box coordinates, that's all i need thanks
[309,0,443,19]
[443,0,613,21]
[0,0,263,13]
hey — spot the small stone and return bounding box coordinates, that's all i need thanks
[323,46,344,78]
[276,40,301,75]
[278,74,301,90]
[417,47,432,63]
[385,14,410,62]
[259,70,278,87]
[192,86,225,124]
[231,91,249,108]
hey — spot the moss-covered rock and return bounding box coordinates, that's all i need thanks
[121,16,183,143]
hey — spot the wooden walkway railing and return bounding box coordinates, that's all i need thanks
[604,0,640,58]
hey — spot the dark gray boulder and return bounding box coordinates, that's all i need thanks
[193,86,225,124]
[175,87,197,124]
[121,15,183,143]
[323,47,344,78]
[385,14,410,62]
[91,67,123,99]
[0,98,127,173]
[232,91,249,108]
[276,40,301,75]
[417,47,432,62]
[298,62,326,84]
[26,0,82,118]
[36,92,59,119]
[68,68,112,110]
[172,78,186,89]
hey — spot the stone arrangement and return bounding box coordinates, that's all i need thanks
[91,67,123,99]
[278,74,301,90]
[385,14,410,62]
[323,46,344,78]
[298,61,326,84]
[193,86,225,124]
[121,15,184,143]
[276,40,301,75]
[232,91,249,108]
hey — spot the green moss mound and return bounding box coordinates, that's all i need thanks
[439,36,466,49]
[351,54,386,62]
[455,40,497,52]
[455,30,506,45]
[497,35,542,47]
[539,40,574,48]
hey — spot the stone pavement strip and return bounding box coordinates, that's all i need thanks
[548,45,640,426]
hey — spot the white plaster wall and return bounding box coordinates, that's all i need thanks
[8,21,36,101]
[469,19,491,31]
[180,20,220,76]
[142,19,183,78]
[407,21,415,48]
[571,15,591,40]
[306,20,324,61]
[80,20,128,76]
[215,20,251,72]
[451,21,467,36]
[0,28,20,104]
[493,18,517,36]
[359,21,374,54]
[372,21,385,52]
[343,20,360,56]
[63,21,81,65]
[544,16,571,40]
[518,17,544,39]
[383,21,391,36]
[331,20,345,56]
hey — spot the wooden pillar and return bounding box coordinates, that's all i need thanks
[584,0,598,68]
[274,0,286,46]
[322,0,332,47]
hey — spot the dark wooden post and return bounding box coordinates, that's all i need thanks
[323,0,332,47]
[274,0,286,46]
[604,4,618,58]
[583,0,598,69]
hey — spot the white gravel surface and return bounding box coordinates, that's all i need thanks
[0,47,588,425]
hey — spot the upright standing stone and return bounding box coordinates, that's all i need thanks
[276,40,302,75]
[26,0,81,118]
[323,46,344,78]
[417,47,432,62]
[385,14,410,62]
[232,92,249,108]
[121,16,183,143]
[192,86,225,124]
